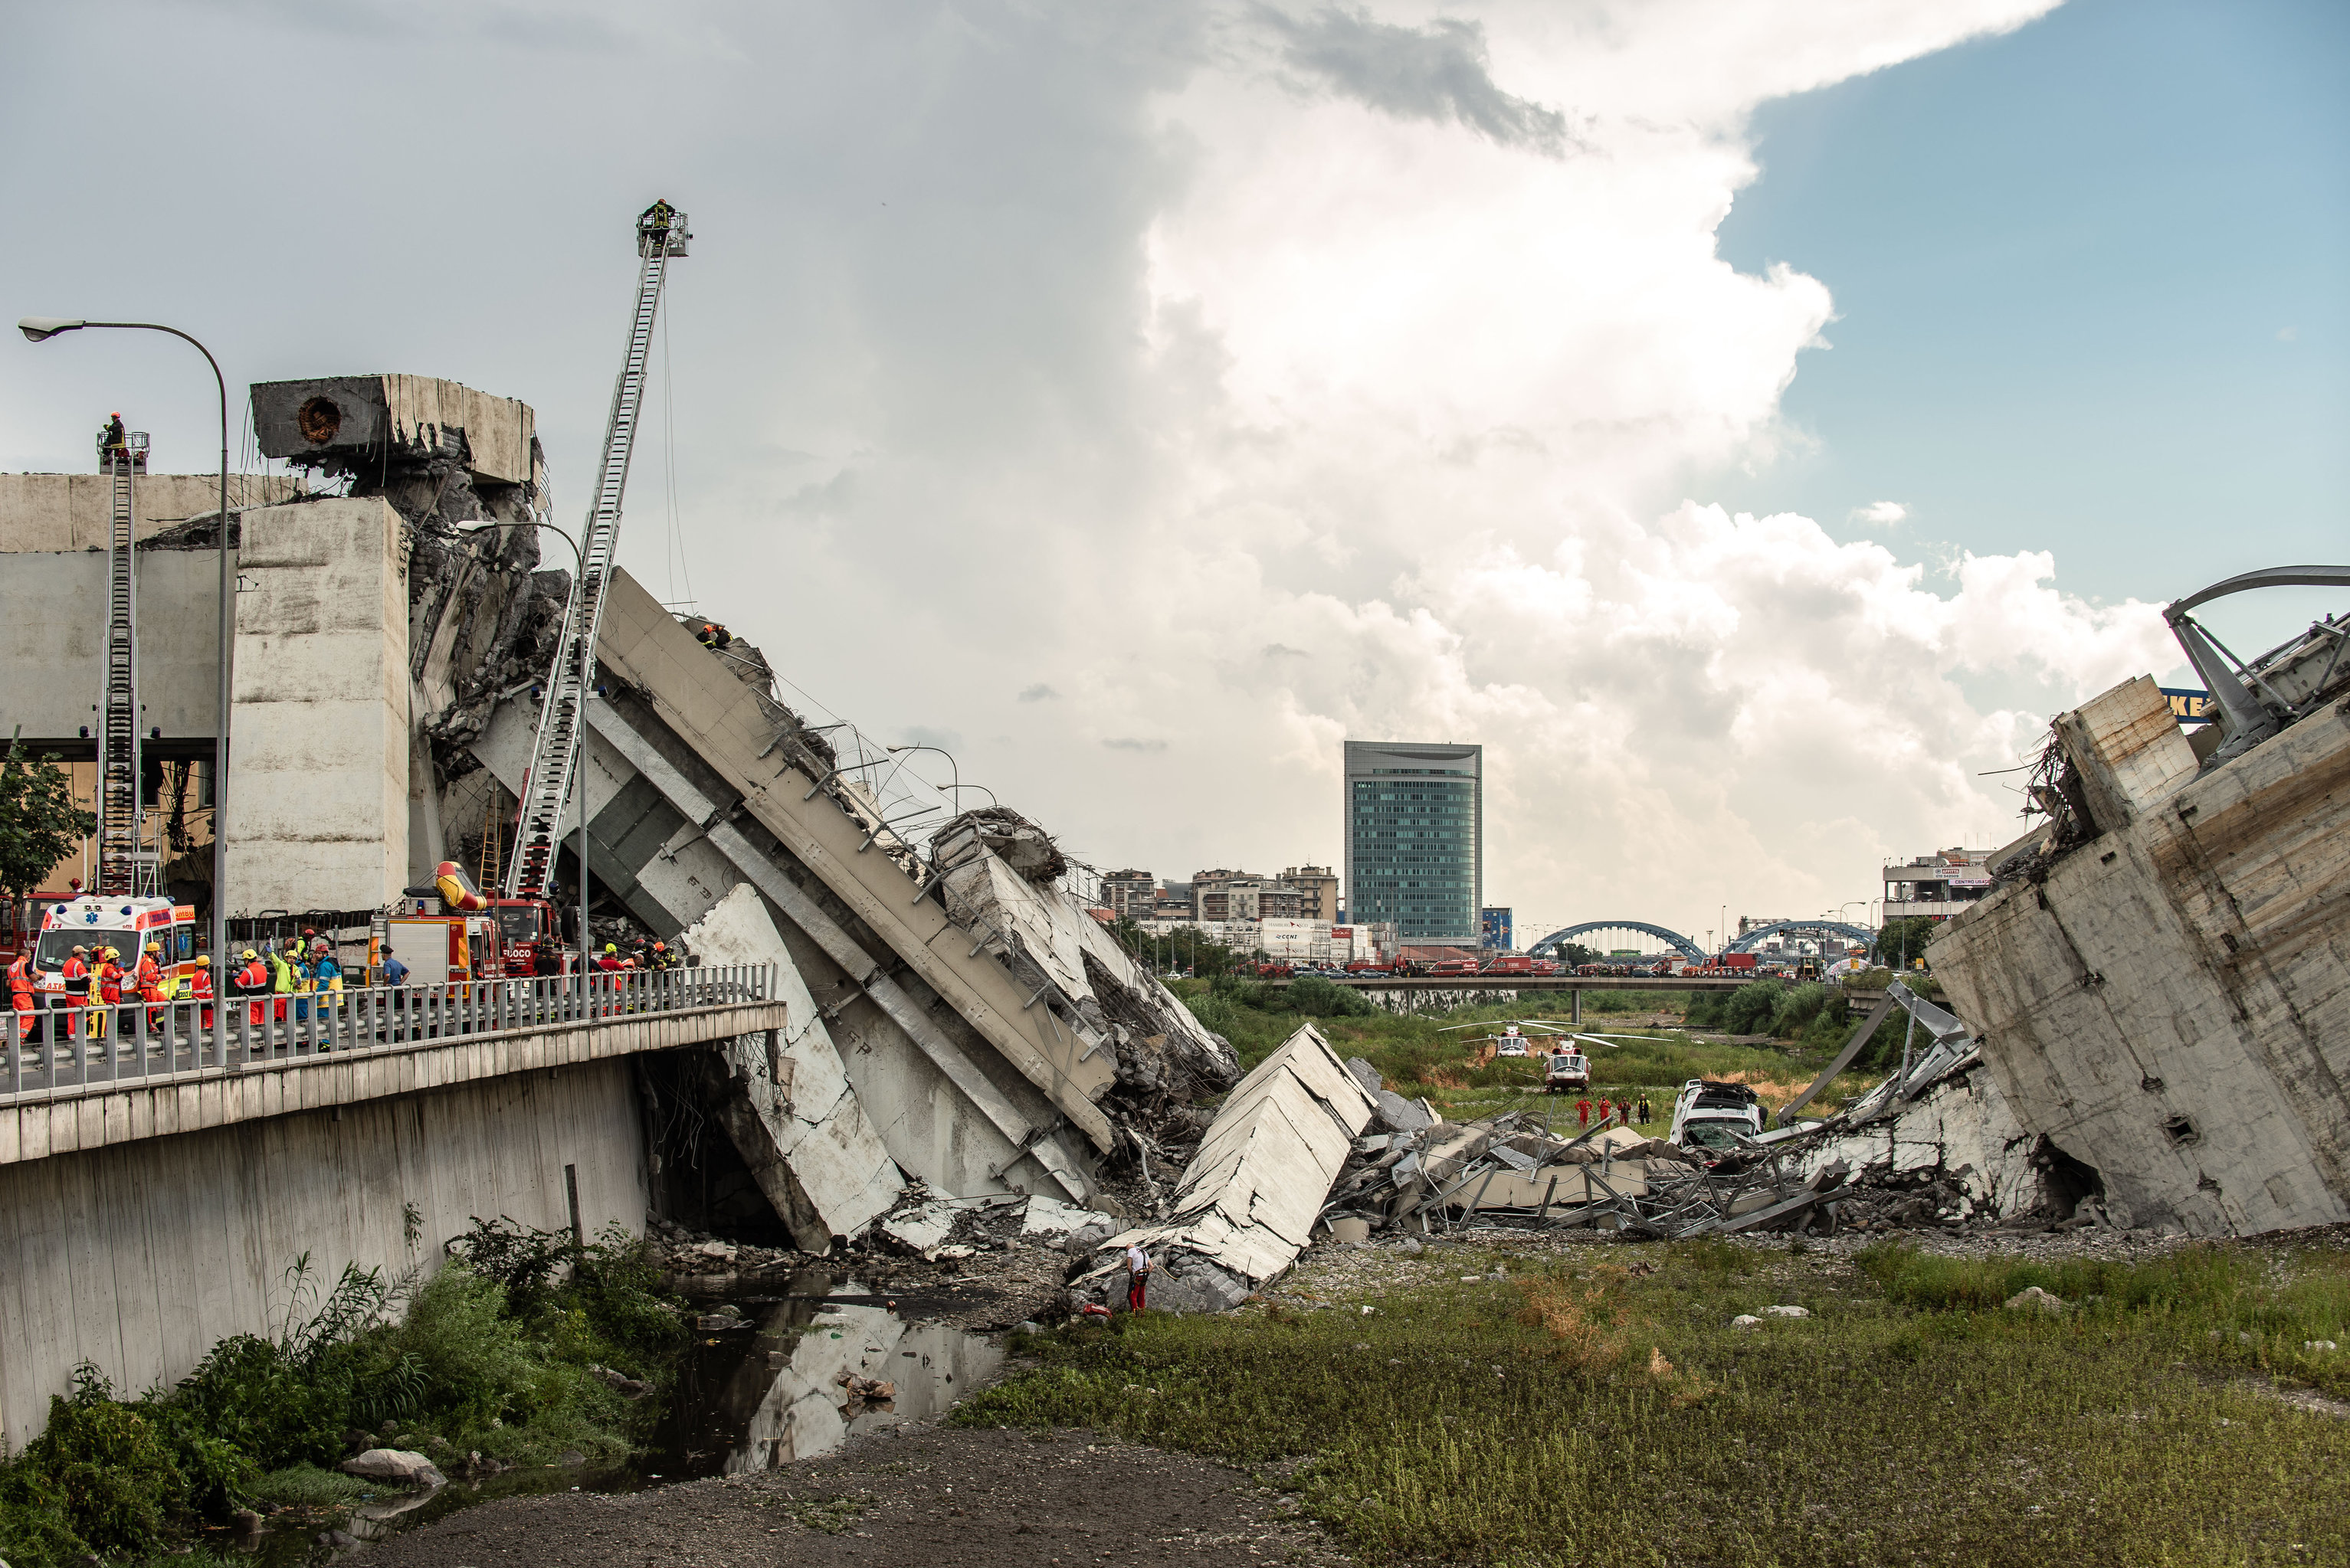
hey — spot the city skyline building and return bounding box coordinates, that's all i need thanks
[1343,740,1483,945]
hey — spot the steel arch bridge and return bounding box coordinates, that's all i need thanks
[1725,920,1877,954]
[1528,921,1707,964]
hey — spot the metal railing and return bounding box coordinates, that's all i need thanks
[2,964,775,1104]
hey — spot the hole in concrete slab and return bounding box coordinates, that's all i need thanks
[2029,1134,2104,1221]
[296,395,343,444]
[2162,1115,2201,1147]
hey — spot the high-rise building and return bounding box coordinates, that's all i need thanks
[1343,741,1483,944]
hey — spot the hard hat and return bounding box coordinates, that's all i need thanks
[195,955,211,966]
[241,948,257,959]
[146,941,161,952]
[652,941,667,951]
[604,943,618,954]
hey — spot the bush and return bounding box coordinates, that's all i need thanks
[0,1227,687,1564]
[1286,975,1375,1019]
[1687,980,1784,1036]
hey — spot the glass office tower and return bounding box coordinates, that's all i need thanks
[1342,741,1483,944]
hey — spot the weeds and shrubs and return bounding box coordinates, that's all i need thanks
[961,1239,2350,1566]
[0,1222,683,1567]
[1283,974,1377,1019]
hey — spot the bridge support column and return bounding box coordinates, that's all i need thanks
[1572,988,1581,1026]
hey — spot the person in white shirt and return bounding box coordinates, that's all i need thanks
[1125,1242,1152,1314]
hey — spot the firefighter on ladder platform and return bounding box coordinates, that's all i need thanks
[96,411,126,464]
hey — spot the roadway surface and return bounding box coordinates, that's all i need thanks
[1263,974,1754,994]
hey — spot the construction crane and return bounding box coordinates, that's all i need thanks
[503,200,690,901]
[96,421,149,895]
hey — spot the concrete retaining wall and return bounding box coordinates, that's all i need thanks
[0,1058,647,1449]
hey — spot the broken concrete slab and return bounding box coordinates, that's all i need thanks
[1020,1194,1119,1238]
[1343,1057,1383,1095]
[1371,1088,1434,1134]
[680,885,906,1249]
[1087,1022,1378,1305]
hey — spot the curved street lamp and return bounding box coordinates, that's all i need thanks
[20,317,231,987]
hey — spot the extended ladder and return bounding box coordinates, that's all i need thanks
[96,433,146,896]
[504,201,690,899]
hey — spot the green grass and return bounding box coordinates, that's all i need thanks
[247,1462,373,1507]
[961,1240,2350,1566]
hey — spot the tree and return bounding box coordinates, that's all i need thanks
[0,735,94,899]
[1871,915,1944,971]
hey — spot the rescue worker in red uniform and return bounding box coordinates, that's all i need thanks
[189,954,215,1033]
[95,947,126,1040]
[136,941,168,1034]
[235,949,270,1027]
[8,951,39,1046]
[61,945,91,1041]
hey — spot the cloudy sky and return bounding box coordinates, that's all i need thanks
[4,0,2343,948]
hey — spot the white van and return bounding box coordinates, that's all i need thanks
[1669,1079,1765,1155]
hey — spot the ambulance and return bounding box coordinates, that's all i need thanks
[32,895,200,1024]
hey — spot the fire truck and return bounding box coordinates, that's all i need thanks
[371,863,513,983]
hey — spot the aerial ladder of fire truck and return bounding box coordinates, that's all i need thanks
[97,424,149,896]
[503,201,690,902]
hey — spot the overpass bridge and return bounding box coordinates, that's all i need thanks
[0,969,781,1449]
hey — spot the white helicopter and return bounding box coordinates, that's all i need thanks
[1438,1017,1573,1059]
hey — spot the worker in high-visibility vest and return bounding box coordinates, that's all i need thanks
[60,946,90,1041]
[268,944,293,1023]
[136,941,168,1034]
[7,951,38,1046]
[189,955,215,1032]
[94,947,126,1039]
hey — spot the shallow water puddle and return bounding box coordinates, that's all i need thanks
[249,1268,1003,1560]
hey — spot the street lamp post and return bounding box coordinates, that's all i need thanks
[19,318,231,1004]
[457,519,591,982]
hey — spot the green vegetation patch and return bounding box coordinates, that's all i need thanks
[956,1240,2350,1566]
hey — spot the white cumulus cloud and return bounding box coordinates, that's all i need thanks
[1853,500,1909,526]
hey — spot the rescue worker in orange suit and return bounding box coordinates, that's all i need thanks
[136,941,168,1035]
[60,945,91,1041]
[234,949,270,1027]
[95,947,126,1039]
[7,951,40,1046]
[189,954,215,1033]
